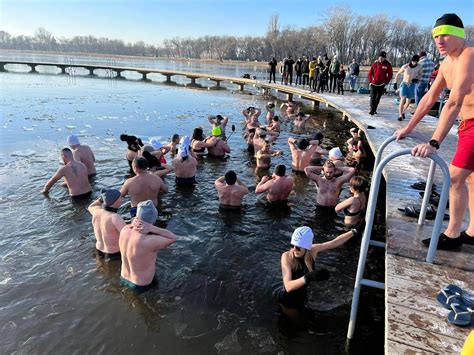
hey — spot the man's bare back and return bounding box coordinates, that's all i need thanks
[121,173,166,207]
[72,145,96,175]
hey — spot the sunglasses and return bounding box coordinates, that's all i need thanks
[290,244,301,251]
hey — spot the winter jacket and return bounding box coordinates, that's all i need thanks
[368,60,393,86]
[330,60,340,75]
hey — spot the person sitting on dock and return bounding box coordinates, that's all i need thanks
[256,164,294,203]
[119,200,177,292]
[304,161,355,207]
[335,176,368,228]
[215,170,249,209]
[172,136,198,187]
[120,157,168,218]
[208,114,228,137]
[396,13,474,250]
[288,137,321,173]
[206,127,230,158]
[88,188,126,259]
[67,134,96,178]
[42,148,92,199]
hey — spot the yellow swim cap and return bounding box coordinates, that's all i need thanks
[212,127,222,136]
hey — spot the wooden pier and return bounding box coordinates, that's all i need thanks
[1,61,472,353]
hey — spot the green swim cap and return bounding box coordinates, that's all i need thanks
[212,127,222,136]
[432,13,465,39]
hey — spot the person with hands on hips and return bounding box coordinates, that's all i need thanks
[395,13,474,250]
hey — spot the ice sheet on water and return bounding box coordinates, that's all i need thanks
[11,150,36,157]
[215,329,241,354]
[22,127,34,131]
[65,125,76,129]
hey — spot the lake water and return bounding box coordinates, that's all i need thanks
[0,54,385,354]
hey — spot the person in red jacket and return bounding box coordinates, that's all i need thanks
[368,51,393,115]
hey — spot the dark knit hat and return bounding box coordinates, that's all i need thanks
[432,13,465,39]
[379,51,387,58]
[411,55,420,62]
[101,188,121,207]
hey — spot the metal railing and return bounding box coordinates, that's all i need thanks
[346,135,450,340]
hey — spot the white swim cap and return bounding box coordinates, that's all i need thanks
[291,226,314,250]
[329,147,343,159]
[67,134,80,146]
[178,136,191,158]
[149,138,162,149]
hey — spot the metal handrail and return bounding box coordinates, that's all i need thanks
[346,140,450,340]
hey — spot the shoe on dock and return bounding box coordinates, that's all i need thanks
[421,233,463,250]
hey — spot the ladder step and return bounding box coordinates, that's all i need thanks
[369,240,386,248]
[360,278,385,290]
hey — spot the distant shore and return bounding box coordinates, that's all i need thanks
[0,49,377,71]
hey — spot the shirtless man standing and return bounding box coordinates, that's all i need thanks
[208,114,229,137]
[42,148,92,198]
[215,170,249,208]
[119,200,177,291]
[67,134,96,177]
[120,157,168,218]
[256,164,294,202]
[88,188,126,258]
[396,13,474,249]
[255,141,282,169]
[288,137,321,173]
[206,127,230,157]
[304,161,355,207]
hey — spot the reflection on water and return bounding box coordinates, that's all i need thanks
[0,68,384,353]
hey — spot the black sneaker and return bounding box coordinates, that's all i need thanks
[369,111,375,115]
[398,116,403,121]
[422,233,463,250]
[374,111,378,114]
[460,231,474,245]
[402,113,406,119]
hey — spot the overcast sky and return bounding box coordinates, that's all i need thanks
[1,0,473,45]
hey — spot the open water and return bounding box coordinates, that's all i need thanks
[0,54,385,354]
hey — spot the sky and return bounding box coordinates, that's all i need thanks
[1,0,473,45]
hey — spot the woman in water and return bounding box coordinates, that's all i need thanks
[335,176,368,228]
[168,134,180,158]
[279,226,357,310]
[191,127,217,156]
[172,136,198,187]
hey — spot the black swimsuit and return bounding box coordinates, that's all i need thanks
[278,258,309,309]
[343,196,364,216]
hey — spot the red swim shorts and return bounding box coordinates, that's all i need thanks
[451,120,474,171]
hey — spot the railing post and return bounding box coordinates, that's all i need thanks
[418,160,437,225]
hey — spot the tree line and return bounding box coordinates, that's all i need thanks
[1,7,472,67]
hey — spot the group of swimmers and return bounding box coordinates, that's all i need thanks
[41,94,371,309]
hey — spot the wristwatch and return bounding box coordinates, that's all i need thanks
[428,139,440,150]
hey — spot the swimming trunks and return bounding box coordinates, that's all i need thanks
[452,120,474,171]
[120,277,156,293]
[219,204,242,210]
[247,145,255,156]
[176,176,196,187]
[96,249,121,259]
[88,173,97,179]
[130,207,137,218]
[71,190,92,200]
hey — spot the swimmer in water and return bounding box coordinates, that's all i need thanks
[265,102,276,125]
[208,114,229,137]
[255,140,282,170]
[280,99,296,116]
[172,136,198,187]
[278,226,358,310]
[120,133,144,171]
[293,112,311,131]
[287,137,322,173]
[119,200,177,292]
[215,170,249,209]
[120,157,168,218]
[335,176,369,228]
[206,127,230,158]
[67,134,96,178]
[191,127,218,156]
[304,160,355,207]
[168,134,180,158]
[42,148,92,198]
[88,188,126,259]
[256,164,294,203]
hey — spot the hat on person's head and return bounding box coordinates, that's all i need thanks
[178,136,191,158]
[291,226,313,250]
[333,54,338,59]
[379,51,387,58]
[267,102,275,109]
[67,134,80,146]
[433,13,464,39]
[350,127,358,133]
[312,132,324,141]
[329,147,343,159]
[100,188,121,207]
[419,51,427,57]
[212,127,222,136]
[149,138,162,149]
[143,145,154,153]
[411,55,420,62]
[137,200,158,224]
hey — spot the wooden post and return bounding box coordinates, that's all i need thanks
[29,64,38,73]
[165,75,172,83]
[287,93,293,101]
[59,66,67,74]
[312,100,320,108]
[0,63,6,72]
[239,84,245,91]
[88,68,95,76]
